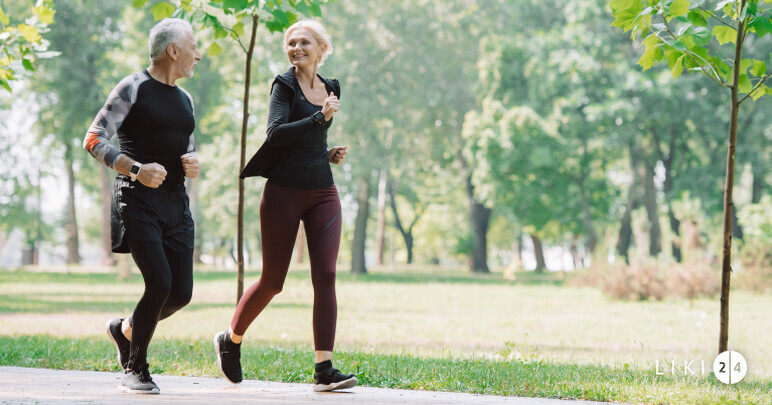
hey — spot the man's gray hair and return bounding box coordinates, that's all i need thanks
[148,18,192,61]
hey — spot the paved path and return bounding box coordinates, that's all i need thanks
[0,366,611,405]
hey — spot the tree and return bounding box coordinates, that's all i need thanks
[35,0,124,265]
[0,0,55,92]
[139,0,330,301]
[610,0,772,353]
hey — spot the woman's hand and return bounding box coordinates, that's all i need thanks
[328,145,348,165]
[181,153,200,179]
[321,91,339,121]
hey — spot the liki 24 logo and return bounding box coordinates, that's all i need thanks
[654,351,747,384]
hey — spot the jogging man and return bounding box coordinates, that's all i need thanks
[83,18,201,394]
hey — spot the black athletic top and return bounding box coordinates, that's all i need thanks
[240,67,340,189]
[83,69,196,185]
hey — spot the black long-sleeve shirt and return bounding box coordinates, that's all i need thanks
[241,67,340,189]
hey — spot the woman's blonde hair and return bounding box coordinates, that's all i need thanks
[284,20,334,66]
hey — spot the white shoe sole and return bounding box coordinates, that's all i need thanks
[313,376,358,392]
[213,333,241,384]
[118,385,160,394]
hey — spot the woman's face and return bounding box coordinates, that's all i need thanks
[286,28,321,68]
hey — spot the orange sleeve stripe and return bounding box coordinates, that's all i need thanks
[85,132,100,151]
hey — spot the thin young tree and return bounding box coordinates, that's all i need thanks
[609,0,772,353]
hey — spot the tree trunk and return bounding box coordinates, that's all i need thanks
[719,11,746,354]
[375,169,388,266]
[530,234,546,273]
[643,161,661,257]
[236,15,259,303]
[388,182,416,265]
[100,165,114,266]
[469,198,491,273]
[351,174,370,274]
[577,176,598,254]
[668,207,682,263]
[616,140,642,264]
[65,143,79,265]
[751,165,764,203]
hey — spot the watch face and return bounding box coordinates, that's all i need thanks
[130,164,141,175]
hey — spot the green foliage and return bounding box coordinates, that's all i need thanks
[0,0,56,91]
[136,0,329,56]
[609,0,772,101]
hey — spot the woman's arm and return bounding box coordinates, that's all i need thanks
[265,82,317,147]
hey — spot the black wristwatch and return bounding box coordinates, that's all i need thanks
[312,111,326,127]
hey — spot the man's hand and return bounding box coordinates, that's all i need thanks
[328,145,348,165]
[181,153,200,178]
[138,163,167,188]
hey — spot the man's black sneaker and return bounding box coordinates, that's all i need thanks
[105,318,130,371]
[213,330,243,383]
[119,364,159,394]
[313,366,358,392]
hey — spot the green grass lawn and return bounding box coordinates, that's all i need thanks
[1,266,770,404]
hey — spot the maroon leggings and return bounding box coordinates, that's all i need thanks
[230,181,341,351]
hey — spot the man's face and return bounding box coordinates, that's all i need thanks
[174,30,201,78]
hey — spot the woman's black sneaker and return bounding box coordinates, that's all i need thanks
[105,318,130,370]
[313,365,357,392]
[119,363,159,394]
[213,330,243,383]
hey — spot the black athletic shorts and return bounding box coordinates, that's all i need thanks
[111,175,194,254]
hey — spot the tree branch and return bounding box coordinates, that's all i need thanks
[657,15,730,88]
[738,74,772,105]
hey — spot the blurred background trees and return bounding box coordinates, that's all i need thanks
[0,0,770,296]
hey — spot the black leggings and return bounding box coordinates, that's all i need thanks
[126,240,193,369]
[117,183,194,370]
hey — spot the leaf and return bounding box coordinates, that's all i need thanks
[33,5,55,25]
[610,0,643,32]
[0,77,10,92]
[671,54,685,78]
[17,24,41,43]
[223,0,250,12]
[21,58,34,72]
[750,85,768,101]
[231,22,244,37]
[132,0,150,7]
[713,25,737,44]
[748,16,772,38]
[214,27,228,40]
[687,10,708,27]
[669,0,690,17]
[150,1,175,21]
[207,41,223,57]
[638,34,660,71]
[0,7,8,26]
[750,60,766,77]
[690,26,711,45]
[737,73,752,93]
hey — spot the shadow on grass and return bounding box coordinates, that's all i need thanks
[0,335,769,405]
